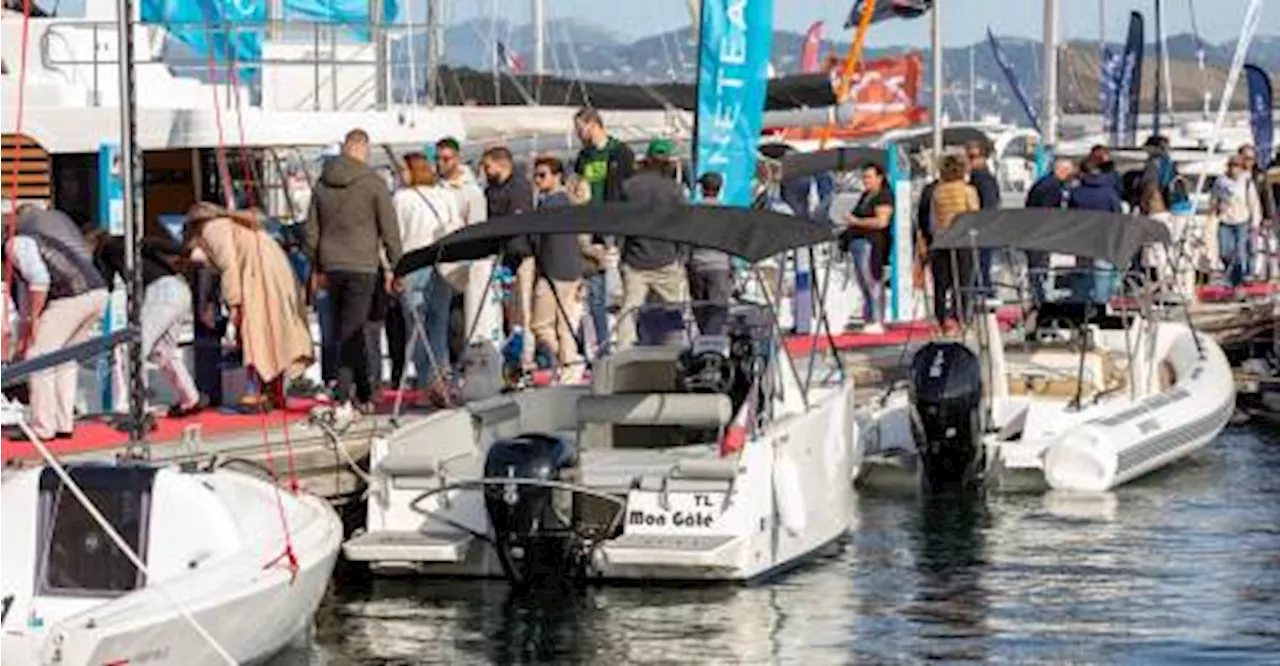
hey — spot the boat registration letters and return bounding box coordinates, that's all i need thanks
[625,491,727,535]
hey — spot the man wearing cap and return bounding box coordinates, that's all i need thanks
[616,138,686,349]
[689,172,733,336]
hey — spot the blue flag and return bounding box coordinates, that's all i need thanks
[694,0,775,208]
[283,0,400,41]
[1100,48,1122,144]
[140,0,265,77]
[986,28,1040,135]
[1116,11,1145,146]
[1244,64,1273,169]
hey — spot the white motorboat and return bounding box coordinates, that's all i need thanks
[0,461,342,665]
[343,202,859,584]
[857,209,1236,494]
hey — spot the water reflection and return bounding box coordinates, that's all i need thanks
[300,425,1280,664]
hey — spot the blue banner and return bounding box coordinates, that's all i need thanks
[141,0,264,77]
[1116,11,1144,146]
[986,28,1040,135]
[1100,48,1122,144]
[283,0,400,41]
[1244,64,1273,169]
[694,0,776,208]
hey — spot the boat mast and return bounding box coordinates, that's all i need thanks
[427,0,440,105]
[930,0,942,173]
[1041,0,1059,151]
[115,0,146,452]
[1153,0,1163,137]
[968,43,975,122]
[532,0,545,76]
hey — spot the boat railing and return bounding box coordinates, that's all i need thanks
[34,18,438,112]
[2,328,136,388]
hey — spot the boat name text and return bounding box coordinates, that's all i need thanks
[628,494,719,529]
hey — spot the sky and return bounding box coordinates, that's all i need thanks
[44,0,1270,47]
[443,0,1270,47]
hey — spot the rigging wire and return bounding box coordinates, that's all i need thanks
[200,16,301,580]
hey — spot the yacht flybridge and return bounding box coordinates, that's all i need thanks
[857,209,1235,494]
[343,202,859,584]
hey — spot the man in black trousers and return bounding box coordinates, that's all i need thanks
[305,129,403,413]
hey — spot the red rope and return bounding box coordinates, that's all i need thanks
[2,0,35,360]
[202,19,300,580]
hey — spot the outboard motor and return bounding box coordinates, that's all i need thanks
[483,434,579,589]
[908,342,987,491]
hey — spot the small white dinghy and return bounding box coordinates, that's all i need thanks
[1,461,342,665]
[857,209,1236,494]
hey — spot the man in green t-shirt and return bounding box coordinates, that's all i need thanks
[572,108,636,356]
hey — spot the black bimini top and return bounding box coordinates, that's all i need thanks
[395,202,836,276]
[931,209,1172,265]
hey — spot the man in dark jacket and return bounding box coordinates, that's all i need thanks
[616,138,686,349]
[574,107,636,356]
[304,128,403,410]
[966,140,1001,296]
[1024,158,1075,302]
[1068,158,1123,305]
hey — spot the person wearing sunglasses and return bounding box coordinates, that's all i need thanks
[527,156,585,381]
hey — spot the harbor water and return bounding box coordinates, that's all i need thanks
[284,423,1279,664]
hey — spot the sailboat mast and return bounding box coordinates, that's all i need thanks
[532,0,546,76]
[115,0,146,451]
[1153,0,1163,136]
[426,0,439,105]
[968,43,975,122]
[930,0,942,172]
[1042,0,1059,150]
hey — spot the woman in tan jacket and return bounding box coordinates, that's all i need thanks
[929,155,981,325]
[184,203,313,403]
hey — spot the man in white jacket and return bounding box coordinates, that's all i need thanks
[434,137,501,361]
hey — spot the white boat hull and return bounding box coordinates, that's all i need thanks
[857,320,1235,494]
[1,466,342,665]
[345,364,857,582]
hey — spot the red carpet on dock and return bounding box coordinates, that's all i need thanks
[1,397,325,463]
[785,306,1023,355]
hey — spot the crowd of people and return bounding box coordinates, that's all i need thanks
[838,137,1277,334]
[3,113,1277,439]
[1,108,737,438]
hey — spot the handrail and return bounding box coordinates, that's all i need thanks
[2,328,136,388]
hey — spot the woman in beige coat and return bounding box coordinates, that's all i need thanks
[184,203,313,393]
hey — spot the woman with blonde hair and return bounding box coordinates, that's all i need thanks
[183,202,313,404]
[928,154,981,325]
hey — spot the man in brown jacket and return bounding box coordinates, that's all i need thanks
[304,128,403,411]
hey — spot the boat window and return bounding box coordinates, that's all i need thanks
[36,467,155,597]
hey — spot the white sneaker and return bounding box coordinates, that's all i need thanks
[861,323,886,335]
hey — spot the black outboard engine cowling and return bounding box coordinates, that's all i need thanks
[483,433,580,589]
[908,342,987,491]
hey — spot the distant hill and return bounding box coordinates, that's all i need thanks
[393,21,1279,119]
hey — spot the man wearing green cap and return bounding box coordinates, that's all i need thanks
[615,137,687,349]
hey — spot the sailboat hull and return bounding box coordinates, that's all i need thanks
[1,465,342,665]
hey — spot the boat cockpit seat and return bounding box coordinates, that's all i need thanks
[577,393,733,450]
[377,409,479,489]
[591,346,685,396]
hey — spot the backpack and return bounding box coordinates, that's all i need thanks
[1157,155,1190,208]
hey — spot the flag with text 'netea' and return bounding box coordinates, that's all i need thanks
[694,0,775,207]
